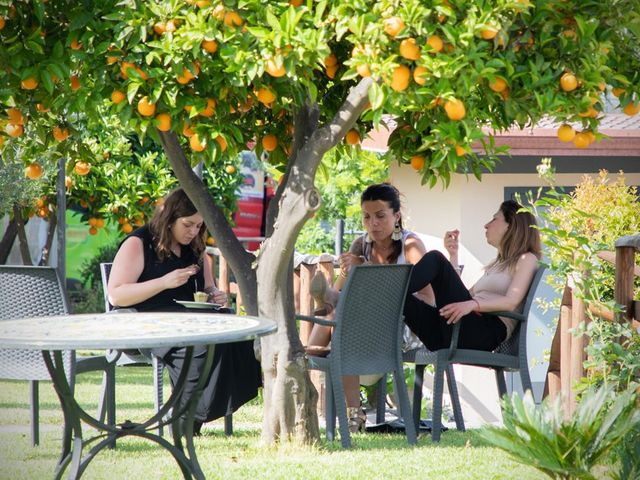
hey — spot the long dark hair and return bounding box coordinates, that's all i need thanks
[361,182,403,263]
[488,200,541,272]
[149,188,207,261]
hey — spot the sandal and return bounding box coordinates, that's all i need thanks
[310,272,339,316]
[347,406,367,434]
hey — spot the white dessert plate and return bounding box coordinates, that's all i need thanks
[174,300,222,309]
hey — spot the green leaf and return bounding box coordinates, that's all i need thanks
[368,82,384,111]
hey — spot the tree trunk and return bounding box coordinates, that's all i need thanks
[258,79,373,444]
[13,205,32,265]
[0,217,18,264]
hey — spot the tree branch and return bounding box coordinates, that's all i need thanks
[0,217,18,264]
[13,205,32,265]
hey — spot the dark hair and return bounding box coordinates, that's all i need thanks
[488,200,541,272]
[360,183,403,263]
[149,188,207,261]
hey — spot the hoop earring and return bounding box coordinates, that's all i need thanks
[391,222,402,241]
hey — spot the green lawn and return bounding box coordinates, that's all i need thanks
[0,367,540,480]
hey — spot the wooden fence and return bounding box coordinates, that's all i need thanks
[546,234,640,415]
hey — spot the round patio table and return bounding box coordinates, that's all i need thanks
[0,312,276,480]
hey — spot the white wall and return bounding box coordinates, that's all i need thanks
[391,164,640,426]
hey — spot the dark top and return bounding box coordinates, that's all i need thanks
[125,225,205,312]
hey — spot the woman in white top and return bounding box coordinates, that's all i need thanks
[404,200,541,352]
[306,183,436,432]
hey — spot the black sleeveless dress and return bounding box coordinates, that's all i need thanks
[122,225,262,422]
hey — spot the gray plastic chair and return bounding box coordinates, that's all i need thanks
[100,262,233,436]
[0,265,115,446]
[405,266,546,441]
[301,264,417,448]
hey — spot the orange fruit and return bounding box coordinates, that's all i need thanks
[410,155,425,170]
[215,135,227,151]
[413,66,429,85]
[326,64,338,79]
[89,226,98,235]
[557,124,575,142]
[262,134,278,151]
[88,217,98,227]
[390,64,411,92]
[121,222,133,234]
[120,62,136,79]
[324,53,337,67]
[560,72,578,92]
[202,39,218,53]
[345,129,360,145]
[65,176,73,189]
[573,132,590,148]
[289,0,303,6]
[223,11,243,28]
[165,20,177,33]
[190,133,207,152]
[25,163,43,179]
[106,55,118,65]
[224,165,236,174]
[111,90,126,104]
[183,123,195,137]
[454,145,466,156]
[70,75,81,91]
[426,35,444,53]
[256,87,276,105]
[356,64,371,77]
[444,98,466,120]
[155,113,171,131]
[5,123,23,137]
[612,87,625,97]
[0,18,5,30]
[383,17,405,37]
[489,77,508,93]
[7,108,24,125]
[623,102,640,116]
[70,39,82,50]
[137,96,156,117]
[52,126,69,141]
[74,161,91,176]
[95,218,105,228]
[35,198,45,208]
[153,22,166,35]
[206,236,216,245]
[200,98,216,117]
[578,106,598,118]
[212,5,225,20]
[36,103,49,112]
[480,27,499,40]
[21,77,38,90]
[265,58,286,77]
[399,38,421,60]
[583,130,596,144]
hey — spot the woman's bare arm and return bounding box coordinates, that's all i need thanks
[107,237,197,307]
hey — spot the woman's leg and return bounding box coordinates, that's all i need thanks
[405,250,507,351]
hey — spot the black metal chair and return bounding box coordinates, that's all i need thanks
[300,264,417,448]
[100,262,233,436]
[404,267,546,441]
[0,265,115,446]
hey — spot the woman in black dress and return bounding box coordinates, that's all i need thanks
[107,188,261,434]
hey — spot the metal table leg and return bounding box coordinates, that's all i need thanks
[43,345,216,480]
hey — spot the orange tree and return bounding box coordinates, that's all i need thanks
[1,0,639,444]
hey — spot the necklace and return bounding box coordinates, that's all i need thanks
[374,242,393,251]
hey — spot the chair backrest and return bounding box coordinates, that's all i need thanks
[100,262,114,312]
[495,266,546,356]
[331,264,412,376]
[0,265,73,380]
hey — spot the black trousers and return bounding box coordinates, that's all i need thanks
[149,307,262,423]
[404,251,506,352]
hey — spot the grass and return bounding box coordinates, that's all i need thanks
[0,365,540,480]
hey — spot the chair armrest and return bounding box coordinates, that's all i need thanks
[296,314,336,328]
[491,310,526,322]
